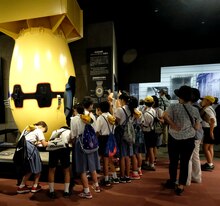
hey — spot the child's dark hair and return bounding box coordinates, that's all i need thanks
[152,95,159,107]
[98,101,110,113]
[34,121,48,133]
[82,97,93,109]
[119,92,129,103]
[139,99,145,105]
[128,96,138,116]
[145,101,154,107]
[73,103,84,114]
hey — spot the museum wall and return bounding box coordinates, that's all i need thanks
[1,22,220,130]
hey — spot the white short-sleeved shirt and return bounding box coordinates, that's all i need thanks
[70,114,85,138]
[96,112,114,135]
[85,110,97,131]
[25,128,45,144]
[115,105,131,125]
[202,106,217,128]
[142,107,156,131]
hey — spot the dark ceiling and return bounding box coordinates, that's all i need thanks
[77,0,220,57]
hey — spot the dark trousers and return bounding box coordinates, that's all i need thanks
[168,134,195,185]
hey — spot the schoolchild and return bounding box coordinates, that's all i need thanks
[96,101,118,186]
[70,103,100,199]
[82,97,97,130]
[47,126,72,198]
[141,96,157,171]
[17,121,48,194]
[115,92,134,183]
[200,95,217,171]
[129,96,144,179]
[152,95,164,162]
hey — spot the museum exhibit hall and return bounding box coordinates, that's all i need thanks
[1,0,220,205]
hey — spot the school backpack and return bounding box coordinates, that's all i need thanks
[121,108,136,144]
[153,117,163,134]
[79,124,99,154]
[13,130,30,184]
[102,115,118,157]
[46,129,68,151]
[145,111,163,135]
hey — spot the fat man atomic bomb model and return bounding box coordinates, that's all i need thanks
[0,0,83,139]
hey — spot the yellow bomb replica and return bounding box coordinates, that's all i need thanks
[10,28,75,140]
[0,0,83,140]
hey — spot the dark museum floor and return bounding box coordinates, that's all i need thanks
[0,146,220,206]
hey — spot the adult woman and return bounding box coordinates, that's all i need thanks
[163,85,201,195]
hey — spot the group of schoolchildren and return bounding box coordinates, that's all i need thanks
[14,86,219,198]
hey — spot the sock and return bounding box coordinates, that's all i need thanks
[150,163,155,168]
[49,182,54,192]
[112,172,117,179]
[104,176,109,181]
[94,182,99,187]
[138,167,142,171]
[64,183,70,193]
[33,183,38,188]
[132,171,138,175]
[208,163,213,166]
[19,184,25,188]
[84,187,90,193]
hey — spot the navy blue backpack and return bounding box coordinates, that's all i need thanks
[79,124,99,154]
[102,115,118,157]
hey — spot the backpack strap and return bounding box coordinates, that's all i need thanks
[143,111,155,129]
[50,129,66,140]
[121,107,130,125]
[17,129,30,142]
[160,97,166,110]
[102,115,114,133]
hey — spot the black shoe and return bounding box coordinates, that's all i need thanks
[48,191,57,199]
[145,165,156,171]
[63,192,70,198]
[125,177,131,183]
[163,180,176,189]
[174,185,184,196]
[119,177,127,183]
[201,163,214,171]
[104,180,111,187]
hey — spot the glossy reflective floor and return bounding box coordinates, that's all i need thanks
[0,147,220,206]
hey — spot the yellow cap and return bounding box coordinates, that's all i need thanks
[144,96,154,103]
[201,96,215,104]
